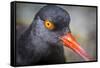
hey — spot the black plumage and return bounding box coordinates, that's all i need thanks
[16,5,70,66]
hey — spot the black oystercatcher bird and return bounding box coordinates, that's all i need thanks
[16,5,93,66]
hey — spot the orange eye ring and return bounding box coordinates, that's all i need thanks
[44,20,55,30]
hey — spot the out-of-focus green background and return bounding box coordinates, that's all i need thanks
[16,3,97,62]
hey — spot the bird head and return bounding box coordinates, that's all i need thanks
[34,5,70,44]
[33,5,93,61]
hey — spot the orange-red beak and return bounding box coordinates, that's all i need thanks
[59,32,93,61]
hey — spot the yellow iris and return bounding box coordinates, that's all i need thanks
[44,20,55,30]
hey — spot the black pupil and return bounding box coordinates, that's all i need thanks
[47,23,49,25]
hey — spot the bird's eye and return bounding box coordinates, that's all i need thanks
[44,20,55,30]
